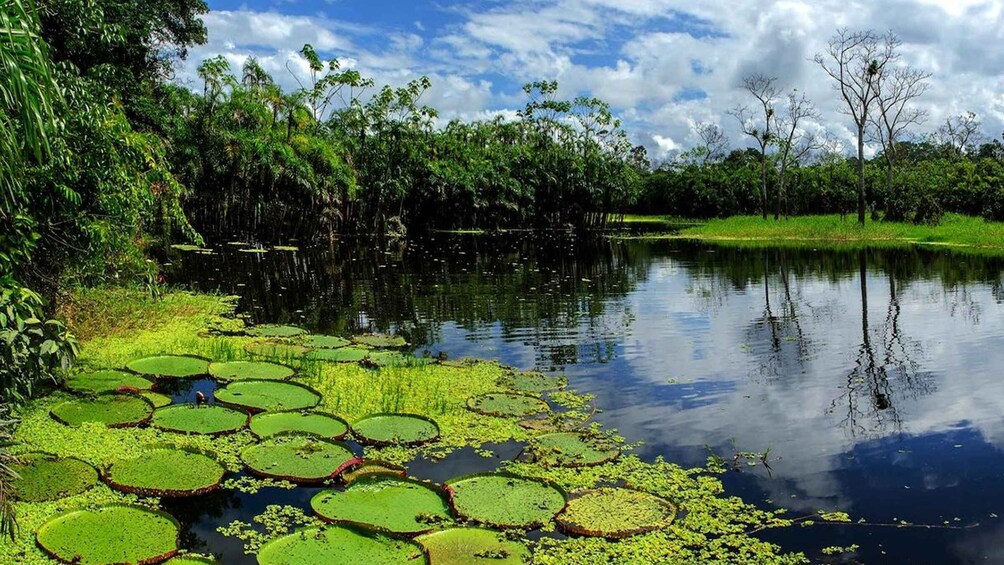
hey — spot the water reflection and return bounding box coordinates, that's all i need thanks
[170,236,1004,564]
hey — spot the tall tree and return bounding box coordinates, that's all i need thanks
[937,112,983,158]
[731,73,779,220]
[774,91,819,219]
[870,65,930,196]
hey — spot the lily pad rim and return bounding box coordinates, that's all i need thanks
[341,459,408,485]
[351,412,442,446]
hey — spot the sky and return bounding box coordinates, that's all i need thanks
[186,0,1004,161]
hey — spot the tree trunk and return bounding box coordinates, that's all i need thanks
[760,149,768,220]
[857,124,866,225]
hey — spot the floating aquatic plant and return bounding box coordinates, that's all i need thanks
[64,369,153,395]
[35,504,181,564]
[352,413,440,446]
[306,346,371,363]
[247,325,307,338]
[311,475,451,535]
[341,460,407,484]
[303,335,351,349]
[241,435,356,483]
[531,432,620,467]
[50,394,154,427]
[498,371,567,393]
[256,526,424,565]
[351,334,408,349]
[126,354,211,379]
[209,360,295,381]
[555,487,676,538]
[142,391,173,408]
[416,527,530,565]
[215,380,322,412]
[164,556,217,564]
[249,411,349,440]
[245,342,312,360]
[446,472,567,529]
[152,404,249,435]
[467,392,549,418]
[104,447,226,497]
[9,453,98,502]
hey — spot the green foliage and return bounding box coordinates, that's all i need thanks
[249,411,348,439]
[64,369,152,394]
[9,453,98,502]
[49,394,153,427]
[351,413,440,446]
[310,475,451,534]
[126,354,210,379]
[447,473,567,529]
[104,447,225,497]
[556,488,676,538]
[215,380,322,412]
[35,504,180,564]
[151,404,248,436]
[209,360,295,381]
[241,436,355,483]
[417,528,530,565]
[468,392,550,417]
[256,525,423,565]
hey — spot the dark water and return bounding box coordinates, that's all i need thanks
[167,234,1004,564]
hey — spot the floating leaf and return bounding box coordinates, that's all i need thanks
[303,335,351,349]
[352,334,408,348]
[247,325,307,338]
[36,504,180,564]
[142,391,173,408]
[104,448,226,497]
[306,347,371,363]
[209,360,295,381]
[447,473,566,529]
[257,526,423,565]
[532,432,620,467]
[50,395,154,428]
[64,370,153,395]
[245,342,312,360]
[250,411,349,440]
[311,475,451,535]
[341,460,407,485]
[241,436,356,483]
[352,413,440,446]
[498,371,567,393]
[125,355,210,379]
[10,453,98,502]
[467,393,549,418]
[152,404,248,435]
[215,380,321,413]
[164,556,217,564]
[416,527,530,565]
[555,487,676,538]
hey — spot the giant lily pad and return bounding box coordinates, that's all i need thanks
[152,404,249,435]
[245,342,312,360]
[10,453,98,502]
[416,528,530,565]
[352,413,440,446]
[104,448,226,497]
[498,371,567,393]
[532,432,620,467]
[311,475,450,535]
[215,380,321,413]
[209,360,295,381]
[352,334,408,348]
[142,392,173,408]
[241,436,356,483]
[446,473,566,529]
[250,411,348,440]
[342,460,407,485]
[164,556,217,564]
[306,346,371,363]
[35,504,180,564]
[467,393,549,418]
[247,325,307,338]
[256,526,423,565]
[50,395,154,428]
[555,487,676,538]
[304,335,351,349]
[126,355,210,379]
[65,370,154,395]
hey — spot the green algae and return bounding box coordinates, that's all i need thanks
[311,475,451,535]
[249,411,349,440]
[241,436,356,483]
[498,371,567,393]
[417,527,530,565]
[209,360,295,381]
[64,369,154,395]
[104,448,226,497]
[352,334,408,348]
[247,325,307,338]
[555,487,676,538]
[152,404,249,435]
[303,335,351,349]
[532,432,620,467]
[35,504,180,564]
[352,413,440,446]
[467,392,549,418]
[10,453,98,502]
[256,526,424,565]
[215,380,322,413]
[50,395,154,428]
[446,472,567,529]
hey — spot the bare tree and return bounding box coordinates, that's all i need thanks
[937,112,984,158]
[731,74,780,220]
[694,122,729,163]
[870,65,931,195]
[774,91,820,219]
[815,29,899,225]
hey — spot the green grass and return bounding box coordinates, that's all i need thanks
[607,214,701,227]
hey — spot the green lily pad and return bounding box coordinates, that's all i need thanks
[142,392,173,408]
[170,244,204,252]
[311,475,451,535]
[209,360,295,381]
[498,371,567,393]
[416,527,530,565]
[50,395,154,428]
[351,334,408,348]
[245,342,312,360]
[241,436,356,483]
[257,526,423,565]
[446,473,566,529]
[104,448,226,497]
[126,355,210,379]
[247,325,307,338]
[250,411,349,440]
[152,404,249,435]
[361,351,429,368]
[10,453,98,502]
[467,393,549,418]
[215,380,321,413]
[65,370,154,395]
[532,432,620,467]
[341,460,407,485]
[35,504,180,564]
[352,413,440,446]
[164,556,216,564]
[306,346,371,363]
[272,245,299,252]
[555,487,676,538]
[304,335,351,349]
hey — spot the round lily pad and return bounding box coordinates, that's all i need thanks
[352,334,408,348]
[498,371,567,393]
[10,453,98,502]
[257,526,423,565]
[555,487,676,538]
[152,404,249,435]
[245,342,312,360]
[446,473,566,529]
[306,346,371,363]
[209,360,295,381]
[416,528,530,565]
[352,414,440,446]
[35,504,180,564]
[65,370,153,395]
[50,395,154,428]
[164,557,216,565]
[247,325,307,338]
[142,392,173,408]
[532,432,620,467]
[342,460,407,485]
[311,475,451,535]
[467,393,549,418]
[304,335,351,349]
[104,448,226,497]
[126,355,210,379]
[241,436,356,483]
[361,351,432,368]
[250,411,349,440]
[215,380,321,413]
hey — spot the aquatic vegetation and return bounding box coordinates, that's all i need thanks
[142,392,173,408]
[351,334,408,348]
[215,380,322,412]
[303,335,351,349]
[245,342,312,360]
[341,460,407,484]
[256,525,423,565]
[467,392,550,418]
[126,354,211,379]
[498,371,567,393]
[35,504,180,564]
[311,475,451,535]
[103,448,226,497]
[555,487,676,538]
[152,404,249,435]
[306,346,371,363]
[50,395,154,427]
[416,527,530,565]
[249,411,349,439]
[209,360,295,381]
[164,556,217,564]
[531,432,620,467]
[9,453,98,502]
[446,472,567,529]
[241,435,356,483]
[247,325,307,338]
[64,369,153,395]
[352,413,440,446]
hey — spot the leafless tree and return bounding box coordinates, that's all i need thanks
[731,74,780,220]
[815,29,899,225]
[869,65,931,194]
[694,122,729,163]
[774,91,821,219]
[937,112,984,158]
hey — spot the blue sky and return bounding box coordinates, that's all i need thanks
[184,0,1004,160]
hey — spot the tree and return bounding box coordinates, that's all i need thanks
[870,65,930,196]
[815,29,898,224]
[937,112,984,158]
[774,91,820,219]
[694,122,729,164]
[731,73,780,219]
